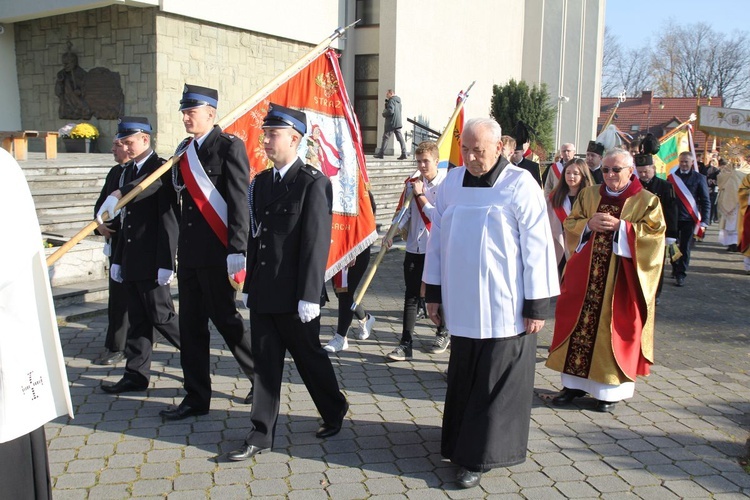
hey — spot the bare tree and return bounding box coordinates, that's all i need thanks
[650,22,750,106]
[601,27,653,97]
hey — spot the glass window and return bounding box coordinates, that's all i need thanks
[355,0,380,27]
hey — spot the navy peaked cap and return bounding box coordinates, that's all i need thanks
[116,116,152,139]
[262,103,307,136]
[180,83,218,110]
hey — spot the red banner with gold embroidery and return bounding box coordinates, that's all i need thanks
[225,49,377,280]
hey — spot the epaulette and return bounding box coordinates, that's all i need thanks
[255,167,273,178]
[220,132,239,142]
[301,164,323,178]
[174,137,191,156]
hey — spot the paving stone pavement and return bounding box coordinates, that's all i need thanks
[49,228,749,498]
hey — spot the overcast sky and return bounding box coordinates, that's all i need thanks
[606,0,750,50]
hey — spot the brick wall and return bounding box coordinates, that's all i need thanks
[14,5,312,156]
[153,12,311,155]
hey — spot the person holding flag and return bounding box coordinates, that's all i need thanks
[383,141,449,361]
[668,151,710,287]
[159,84,255,421]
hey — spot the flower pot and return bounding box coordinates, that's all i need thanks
[63,138,97,153]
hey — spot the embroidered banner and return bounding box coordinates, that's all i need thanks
[225,49,376,280]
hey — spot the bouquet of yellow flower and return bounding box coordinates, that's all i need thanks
[69,123,99,140]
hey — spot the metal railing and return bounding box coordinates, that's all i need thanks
[406,117,440,155]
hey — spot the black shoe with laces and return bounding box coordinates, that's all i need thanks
[386,341,413,361]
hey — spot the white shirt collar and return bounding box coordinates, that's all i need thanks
[274,158,298,180]
[134,150,154,173]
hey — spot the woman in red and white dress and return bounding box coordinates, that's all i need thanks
[547,158,594,278]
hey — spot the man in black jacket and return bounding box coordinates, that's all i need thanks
[586,140,606,184]
[228,104,348,461]
[635,145,678,302]
[159,84,255,420]
[670,151,711,286]
[98,117,181,393]
[92,138,130,366]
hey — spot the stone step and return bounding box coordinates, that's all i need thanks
[26,174,104,190]
[35,199,94,217]
[33,185,103,203]
[53,278,180,322]
[39,212,99,233]
[22,165,113,177]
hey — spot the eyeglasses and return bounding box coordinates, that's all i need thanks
[601,167,626,174]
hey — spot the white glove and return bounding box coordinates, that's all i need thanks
[96,195,121,223]
[157,268,175,286]
[298,300,320,323]
[242,293,249,308]
[110,264,123,283]
[227,253,246,275]
[701,222,708,228]
[665,237,677,245]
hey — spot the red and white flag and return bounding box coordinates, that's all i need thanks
[225,49,377,280]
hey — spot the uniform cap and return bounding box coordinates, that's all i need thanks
[116,116,152,139]
[179,83,218,110]
[587,140,606,156]
[262,103,307,136]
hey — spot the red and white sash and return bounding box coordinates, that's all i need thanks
[668,166,705,238]
[550,161,563,181]
[552,195,571,224]
[179,139,245,284]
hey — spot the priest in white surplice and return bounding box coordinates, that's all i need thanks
[423,118,559,489]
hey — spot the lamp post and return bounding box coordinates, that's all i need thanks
[556,95,569,148]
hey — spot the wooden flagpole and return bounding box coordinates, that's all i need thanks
[46,23,358,267]
[350,81,475,310]
[659,113,697,144]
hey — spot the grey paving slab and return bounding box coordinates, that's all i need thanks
[45,232,749,497]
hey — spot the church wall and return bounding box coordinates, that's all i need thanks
[13,5,158,151]
[152,12,312,155]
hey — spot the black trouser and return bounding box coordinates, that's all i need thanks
[245,311,347,449]
[105,255,129,353]
[710,191,718,223]
[402,252,446,343]
[122,279,181,386]
[672,220,697,279]
[378,128,406,156]
[177,266,254,410]
[334,247,370,336]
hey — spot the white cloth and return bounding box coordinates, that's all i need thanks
[110,264,123,283]
[226,253,246,275]
[298,300,320,323]
[561,373,635,401]
[157,268,174,286]
[0,148,73,443]
[398,170,446,254]
[423,165,559,339]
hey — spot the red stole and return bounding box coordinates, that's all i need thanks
[395,177,431,229]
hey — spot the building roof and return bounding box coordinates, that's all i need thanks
[598,91,723,153]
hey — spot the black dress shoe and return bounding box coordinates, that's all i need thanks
[316,422,342,438]
[227,444,269,461]
[456,467,482,489]
[594,400,617,412]
[675,276,685,287]
[551,387,586,406]
[242,388,253,405]
[101,378,147,394]
[160,403,209,420]
[373,153,384,159]
[94,351,125,366]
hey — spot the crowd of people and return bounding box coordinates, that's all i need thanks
[82,93,749,491]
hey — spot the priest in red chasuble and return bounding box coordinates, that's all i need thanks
[546,148,665,412]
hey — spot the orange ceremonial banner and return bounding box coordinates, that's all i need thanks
[225,49,377,280]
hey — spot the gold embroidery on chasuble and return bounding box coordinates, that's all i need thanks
[562,203,621,378]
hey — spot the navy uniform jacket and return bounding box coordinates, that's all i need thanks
[94,162,128,237]
[177,125,250,268]
[114,152,179,281]
[244,158,333,314]
[642,176,679,239]
[515,157,542,187]
[674,169,711,223]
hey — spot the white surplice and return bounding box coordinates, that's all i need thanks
[423,165,559,339]
[0,149,73,443]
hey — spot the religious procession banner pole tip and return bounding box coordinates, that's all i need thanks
[351,80,475,311]
[46,23,360,268]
